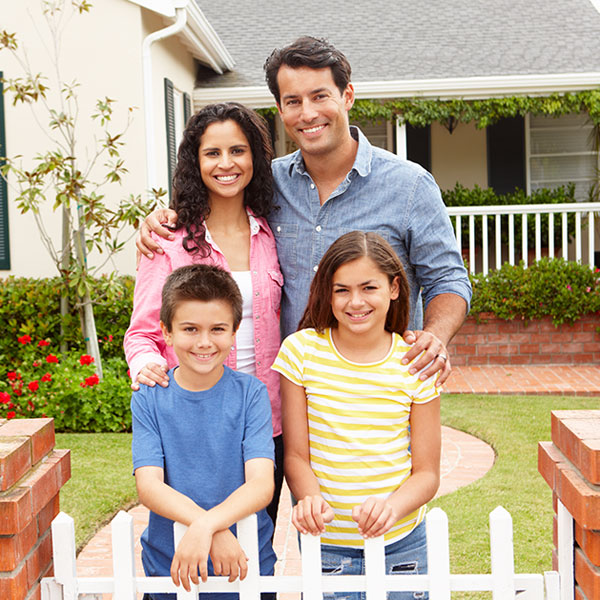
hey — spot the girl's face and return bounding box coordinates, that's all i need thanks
[330,256,399,336]
[198,119,254,204]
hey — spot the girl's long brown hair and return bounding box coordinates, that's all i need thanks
[298,231,410,334]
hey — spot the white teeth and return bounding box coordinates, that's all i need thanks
[303,125,325,134]
[216,175,237,182]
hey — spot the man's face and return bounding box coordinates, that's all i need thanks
[276,65,354,158]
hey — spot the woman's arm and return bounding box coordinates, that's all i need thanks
[281,375,334,534]
[352,397,441,538]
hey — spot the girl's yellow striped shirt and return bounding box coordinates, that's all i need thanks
[272,328,439,547]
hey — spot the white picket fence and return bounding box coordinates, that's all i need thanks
[446,201,600,275]
[41,502,575,600]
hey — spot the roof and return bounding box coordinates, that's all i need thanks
[193,0,600,105]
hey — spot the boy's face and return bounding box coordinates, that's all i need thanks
[161,299,236,391]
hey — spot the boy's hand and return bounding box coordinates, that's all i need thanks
[292,495,334,535]
[210,529,248,582]
[352,496,398,538]
[171,516,215,590]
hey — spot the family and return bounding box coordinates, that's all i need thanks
[125,36,472,600]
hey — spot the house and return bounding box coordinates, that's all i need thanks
[2,0,600,278]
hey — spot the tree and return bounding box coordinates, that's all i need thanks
[0,0,163,375]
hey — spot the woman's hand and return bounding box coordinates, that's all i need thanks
[136,208,178,260]
[130,362,169,391]
[292,495,335,535]
[352,496,398,539]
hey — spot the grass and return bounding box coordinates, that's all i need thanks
[55,394,599,566]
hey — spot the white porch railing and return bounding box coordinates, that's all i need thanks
[41,503,573,600]
[446,201,600,275]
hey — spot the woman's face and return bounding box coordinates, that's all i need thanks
[198,119,254,204]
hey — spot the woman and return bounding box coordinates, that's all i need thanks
[124,102,283,525]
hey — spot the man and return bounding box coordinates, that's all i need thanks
[137,36,471,386]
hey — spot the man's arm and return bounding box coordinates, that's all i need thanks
[136,208,178,259]
[402,293,468,385]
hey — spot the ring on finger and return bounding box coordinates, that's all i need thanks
[436,354,448,362]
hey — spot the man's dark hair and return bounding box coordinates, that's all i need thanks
[264,36,352,105]
[160,264,243,332]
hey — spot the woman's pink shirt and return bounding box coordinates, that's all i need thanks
[124,214,283,436]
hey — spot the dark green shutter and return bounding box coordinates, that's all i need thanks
[164,78,176,199]
[0,72,10,270]
[487,116,525,194]
[406,124,431,173]
[183,92,191,126]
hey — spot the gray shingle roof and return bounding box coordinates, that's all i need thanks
[195,0,600,88]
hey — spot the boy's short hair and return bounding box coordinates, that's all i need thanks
[160,265,243,331]
[264,36,352,105]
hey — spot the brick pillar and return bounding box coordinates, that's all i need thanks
[539,410,600,600]
[0,418,71,600]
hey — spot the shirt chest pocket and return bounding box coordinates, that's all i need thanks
[266,269,284,311]
[271,222,298,281]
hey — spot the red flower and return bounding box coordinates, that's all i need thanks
[13,388,22,397]
[18,334,32,345]
[85,374,100,387]
[7,372,17,381]
[28,381,39,392]
[80,382,87,388]
[107,334,113,342]
[79,354,94,366]
[6,410,15,419]
[38,340,50,347]
[27,400,34,411]
[41,373,52,382]
[33,361,40,367]
[0,392,10,404]
[8,402,14,409]
[46,355,59,364]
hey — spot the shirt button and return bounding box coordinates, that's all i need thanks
[315,225,322,232]
[276,226,281,232]
[255,314,260,319]
[257,361,261,367]
[310,183,315,189]
[313,265,318,272]
[256,338,260,343]
[255,291,260,296]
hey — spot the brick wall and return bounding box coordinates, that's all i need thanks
[0,418,70,600]
[450,313,600,366]
[539,410,600,600]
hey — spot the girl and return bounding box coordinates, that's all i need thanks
[272,231,440,600]
[124,102,283,525]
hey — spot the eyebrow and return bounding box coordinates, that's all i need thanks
[281,87,330,101]
[179,321,231,327]
[332,280,379,288]
[200,143,249,152]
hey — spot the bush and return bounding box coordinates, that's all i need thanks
[442,183,577,249]
[0,275,134,362]
[469,258,600,325]
[0,335,131,432]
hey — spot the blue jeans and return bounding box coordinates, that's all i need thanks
[320,521,428,600]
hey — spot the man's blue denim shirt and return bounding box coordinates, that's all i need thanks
[268,127,472,339]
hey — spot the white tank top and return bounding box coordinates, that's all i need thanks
[230,271,256,375]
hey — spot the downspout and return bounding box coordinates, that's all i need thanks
[142,6,187,190]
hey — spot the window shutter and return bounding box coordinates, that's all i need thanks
[0,72,10,270]
[406,124,431,172]
[487,116,525,194]
[164,78,176,199]
[183,92,191,126]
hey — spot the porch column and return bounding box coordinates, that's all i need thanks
[395,116,407,160]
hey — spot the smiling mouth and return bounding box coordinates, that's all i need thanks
[192,351,218,361]
[300,124,326,135]
[214,174,239,182]
[346,310,373,320]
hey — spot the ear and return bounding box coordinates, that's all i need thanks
[343,83,355,112]
[160,321,173,346]
[390,276,400,301]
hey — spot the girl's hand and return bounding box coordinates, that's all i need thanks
[352,496,398,538]
[210,529,248,583]
[292,495,335,535]
[131,362,169,391]
[170,516,215,589]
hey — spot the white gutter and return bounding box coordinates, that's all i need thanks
[193,72,600,109]
[142,6,187,190]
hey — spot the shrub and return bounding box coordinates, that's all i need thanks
[0,275,134,362]
[442,184,577,249]
[469,258,600,325]
[0,335,131,432]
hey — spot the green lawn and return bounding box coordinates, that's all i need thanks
[56,394,599,567]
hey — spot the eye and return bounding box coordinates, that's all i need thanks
[184,326,197,333]
[203,150,219,157]
[333,288,348,294]
[231,147,246,155]
[285,98,299,106]
[212,326,226,333]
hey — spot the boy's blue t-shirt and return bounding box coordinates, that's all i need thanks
[131,366,276,584]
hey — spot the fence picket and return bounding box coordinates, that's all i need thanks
[300,532,323,600]
[111,510,136,599]
[490,506,515,600]
[237,514,261,600]
[51,512,78,600]
[426,507,450,600]
[557,500,574,600]
[364,535,386,600]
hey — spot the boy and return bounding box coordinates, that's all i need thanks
[131,264,276,599]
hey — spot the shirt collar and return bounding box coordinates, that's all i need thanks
[287,126,373,178]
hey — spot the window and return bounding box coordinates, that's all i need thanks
[0,72,10,270]
[527,113,598,200]
[164,78,191,199]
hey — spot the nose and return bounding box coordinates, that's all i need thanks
[299,99,318,123]
[196,331,211,347]
[349,289,363,307]
[218,151,234,169]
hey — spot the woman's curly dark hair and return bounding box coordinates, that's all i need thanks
[171,102,274,256]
